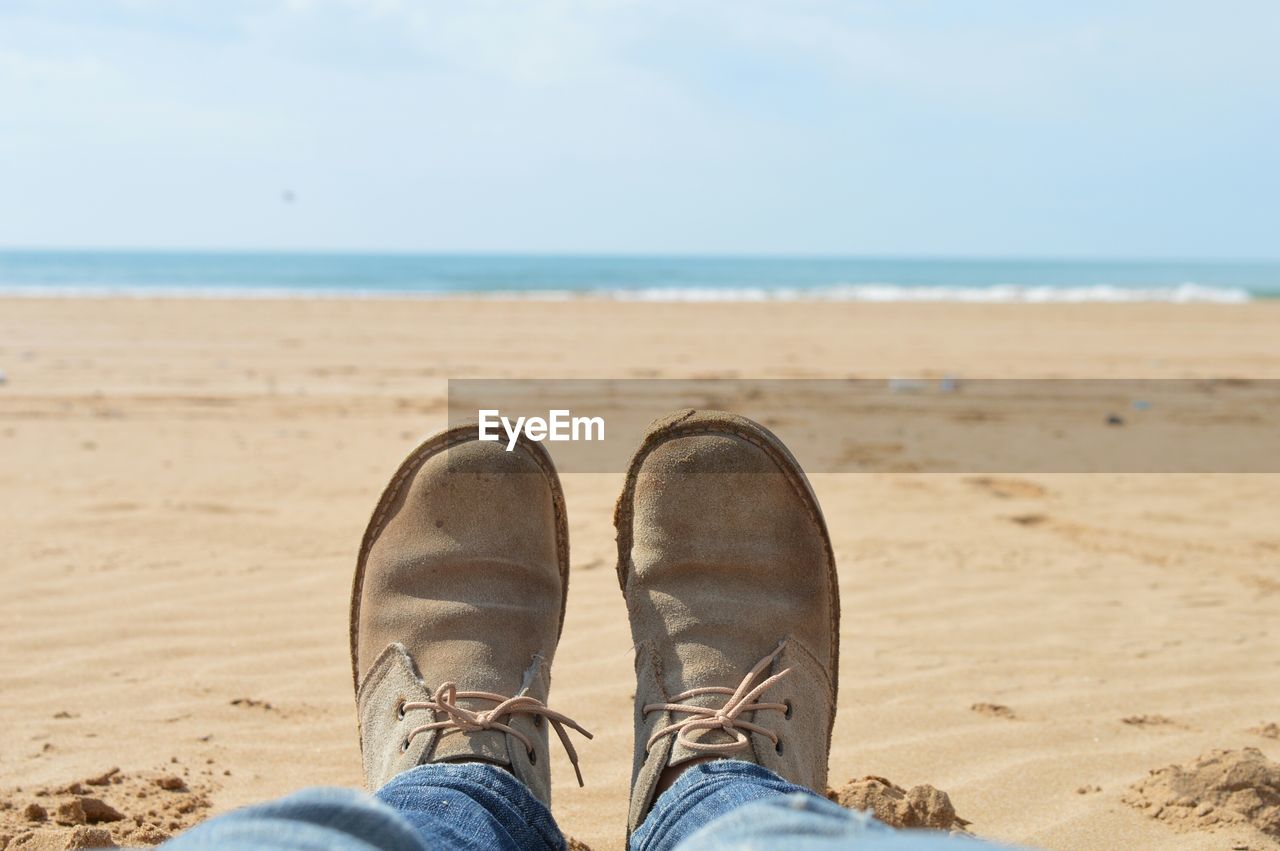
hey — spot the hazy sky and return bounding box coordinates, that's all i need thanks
[2,0,1277,257]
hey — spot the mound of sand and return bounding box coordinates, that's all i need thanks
[1123,748,1280,840]
[1249,723,1280,740]
[0,765,214,849]
[828,775,971,832]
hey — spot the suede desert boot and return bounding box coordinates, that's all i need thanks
[614,409,839,833]
[351,424,589,807]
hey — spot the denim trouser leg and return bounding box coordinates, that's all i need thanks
[165,759,1010,851]
[163,763,564,851]
[160,787,427,851]
[630,760,1011,851]
[375,763,565,851]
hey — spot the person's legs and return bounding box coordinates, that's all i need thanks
[615,409,841,834]
[629,759,817,851]
[676,795,1006,851]
[617,410,1008,850]
[349,424,586,843]
[351,424,587,807]
[163,763,562,851]
[166,424,585,851]
[630,760,1007,851]
[374,763,564,851]
[160,787,424,851]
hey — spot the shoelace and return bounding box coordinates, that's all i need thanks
[642,642,792,755]
[402,683,593,786]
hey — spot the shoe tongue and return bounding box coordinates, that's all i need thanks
[430,726,512,766]
[417,650,550,769]
[666,701,744,766]
[663,640,763,765]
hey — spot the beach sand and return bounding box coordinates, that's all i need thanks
[1,297,1278,849]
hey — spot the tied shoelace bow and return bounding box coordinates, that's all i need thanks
[643,643,792,755]
[401,683,593,786]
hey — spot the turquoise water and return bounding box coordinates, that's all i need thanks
[1,251,1277,301]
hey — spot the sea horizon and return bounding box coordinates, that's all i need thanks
[2,249,1277,302]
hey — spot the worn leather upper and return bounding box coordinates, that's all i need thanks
[615,409,840,833]
[351,427,569,805]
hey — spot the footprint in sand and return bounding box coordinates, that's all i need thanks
[85,502,142,514]
[971,703,1017,720]
[228,697,275,712]
[965,476,1048,500]
[1122,714,1185,729]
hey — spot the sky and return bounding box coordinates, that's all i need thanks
[1,0,1277,258]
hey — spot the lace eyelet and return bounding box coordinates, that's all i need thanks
[400,737,410,753]
[396,699,406,720]
[775,741,785,755]
[783,700,793,720]
[527,748,538,765]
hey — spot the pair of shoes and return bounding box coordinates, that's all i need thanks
[350,409,839,831]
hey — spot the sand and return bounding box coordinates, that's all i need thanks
[1122,748,1280,840]
[1,297,1278,850]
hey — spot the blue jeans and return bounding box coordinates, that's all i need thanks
[164,760,1005,850]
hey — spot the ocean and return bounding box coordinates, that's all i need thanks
[1,251,1277,302]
